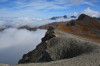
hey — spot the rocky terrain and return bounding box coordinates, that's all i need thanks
[57,14,100,43]
[0,14,100,66]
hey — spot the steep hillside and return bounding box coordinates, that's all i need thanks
[18,28,100,66]
[57,14,100,42]
[17,14,100,65]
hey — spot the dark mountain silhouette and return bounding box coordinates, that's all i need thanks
[50,15,76,20]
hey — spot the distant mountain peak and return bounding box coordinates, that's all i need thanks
[50,15,76,20]
[77,14,90,20]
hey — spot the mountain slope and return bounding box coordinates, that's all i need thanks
[17,27,100,66]
[1,14,100,66]
[18,14,100,66]
[57,14,100,43]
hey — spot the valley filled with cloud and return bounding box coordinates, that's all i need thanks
[0,28,47,64]
[0,7,100,65]
[0,0,100,65]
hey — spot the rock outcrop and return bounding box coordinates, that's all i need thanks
[18,14,100,65]
[16,28,100,66]
[18,14,100,66]
[18,26,55,63]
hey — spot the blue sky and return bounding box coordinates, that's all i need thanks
[0,0,100,18]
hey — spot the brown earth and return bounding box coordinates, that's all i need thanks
[57,14,100,43]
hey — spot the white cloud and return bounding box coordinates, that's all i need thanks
[82,7,100,17]
[0,28,47,49]
[73,12,78,16]
[54,0,95,6]
[14,0,70,9]
[13,0,96,10]
[0,0,8,2]
[0,8,99,30]
[11,0,70,12]
[0,28,47,64]
[0,0,98,17]
[69,0,85,5]
[69,0,95,6]
[0,17,73,29]
[0,8,42,17]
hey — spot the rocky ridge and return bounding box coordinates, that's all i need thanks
[58,14,100,43]
[18,28,100,66]
[18,14,100,66]
[0,14,100,66]
[1,26,100,66]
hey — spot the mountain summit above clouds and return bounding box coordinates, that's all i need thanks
[0,14,100,66]
[16,14,100,66]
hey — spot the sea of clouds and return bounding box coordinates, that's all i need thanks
[0,17,73,29]
[0,13,74,65]
[0,28,47,65]
[0,8,100,65]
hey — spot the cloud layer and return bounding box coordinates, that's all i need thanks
[0,28,47,64]
[0,7,100,65]
[0,17,73,29]
[0,8,100,29]
[83,7,100,17]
